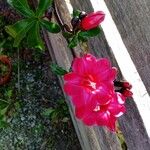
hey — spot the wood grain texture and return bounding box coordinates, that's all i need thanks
[70,0,150,150]
[43,0,122,149]
[104,0,150,95]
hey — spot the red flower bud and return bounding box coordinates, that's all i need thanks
[122,89,133,98]
[122,81,132,89]
[80,11,105,30]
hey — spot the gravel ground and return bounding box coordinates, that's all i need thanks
[0,39,81,150]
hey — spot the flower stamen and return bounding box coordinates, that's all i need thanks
[93,105,101,112]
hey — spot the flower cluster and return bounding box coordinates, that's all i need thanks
[63,54,132,131]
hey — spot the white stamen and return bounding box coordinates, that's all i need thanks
[90,81,96,89]
[93,105,101,112]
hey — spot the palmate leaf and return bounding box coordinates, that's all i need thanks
[40,19,61,33]
[7,0,35,17]
[13,21,35,47]
[27,22,44,50]
[5,0,60,49]
[5,19,32,38]
[36,0,53,17]
[5,19,35,47]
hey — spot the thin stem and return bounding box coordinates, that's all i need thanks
[0,99,9,104]
[79,42,89,54]
[17,47,21,94]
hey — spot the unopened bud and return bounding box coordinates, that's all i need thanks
[122,89,133,97]
[71,16,80,29]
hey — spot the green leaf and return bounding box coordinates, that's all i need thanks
[51,64,68,75]
[72,9,81,18]
[14,101,21,110]
[42,108,55,117]
[5,89,12,99]
[27,22,44,50]
[62,32,73,39]
[0,100,9,110]
[13,20,35,47]
[0,120,9,129]
[78,34,88,42]
[51,111,58,122]
[36,0,53,17]
[40,20,61,33]
[5,19,32,38]
[7,0,35,17]
[0,39,6,48]
[68,35,78,48]
[62,117,69,123]
[0,107,8,116]
[79,27,101,38]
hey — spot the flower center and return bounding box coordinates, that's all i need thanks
[82,75,97,91]
[90,81,96,89]
[93,105,101,112]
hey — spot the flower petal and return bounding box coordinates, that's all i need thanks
[71,90,92,107]
[81,11,105,30]
[96,58,111,72]
[72,54,96,75]
[108,104,126,117]
[96,67,117,82]
[92,92,112,105]
[116,92,126,104]
[64,72,82,84]
[75,106,86,119]
[96,111,110,126]
[107,116,117,131]
[82,114,96,126]
[92,85,114,105]
[64,83,84,96]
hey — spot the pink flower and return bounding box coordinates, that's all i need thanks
[64,54,117,107]
[80,11,105,30]
[63,54,131,131]
[75,92,126,131]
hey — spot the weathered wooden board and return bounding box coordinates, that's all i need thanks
[43,0,122,150]
[104,0,150,95]
[69,0,150,150]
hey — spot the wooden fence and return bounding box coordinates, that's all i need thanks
[41,0,150,149]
